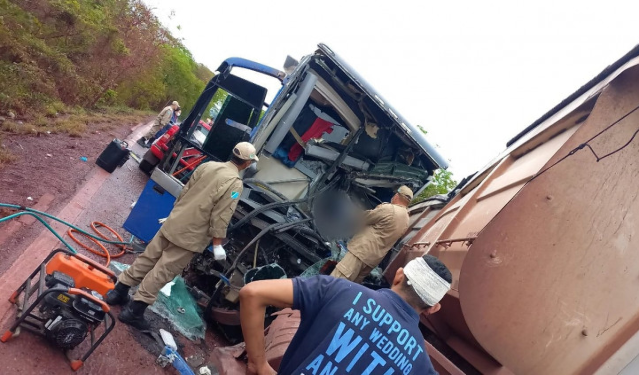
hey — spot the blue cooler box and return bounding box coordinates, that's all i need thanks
[123,169,183,243]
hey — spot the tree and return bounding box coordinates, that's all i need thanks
[413,169,457,204]
[159,44,206,114]
[1,0,212,116]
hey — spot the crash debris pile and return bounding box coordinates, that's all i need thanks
[149,277,206,340]
[109,261,206,340]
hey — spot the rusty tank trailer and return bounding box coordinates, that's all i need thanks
[383,45,639,374]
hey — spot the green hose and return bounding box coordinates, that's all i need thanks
[0,203,133,254]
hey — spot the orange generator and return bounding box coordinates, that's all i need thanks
[1,249,117,371]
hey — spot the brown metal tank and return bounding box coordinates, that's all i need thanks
[461,65,639,375]
[386,52,639,374]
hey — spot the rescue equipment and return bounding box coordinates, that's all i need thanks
[1,249,116,371]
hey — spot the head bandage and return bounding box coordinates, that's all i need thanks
[403,257,451,306]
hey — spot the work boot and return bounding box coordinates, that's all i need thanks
[136,137,148,147]
[105,282,131,306]
[118,300,151,331]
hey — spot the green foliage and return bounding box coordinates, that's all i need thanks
[0,0,212,117]
[98,89,118,107]
[159,44,206,114]
[413,169,457,204]
[115,73,164,110]
[195,63,214,82]
[201,88,228,123]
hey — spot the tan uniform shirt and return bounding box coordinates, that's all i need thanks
[347,203,409,268]
[160,161,243,252]
[155,106,173,128]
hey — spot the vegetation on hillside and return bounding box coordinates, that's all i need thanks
[0,0,213,118]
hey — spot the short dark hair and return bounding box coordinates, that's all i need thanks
[423,254,452,283]
[401,255,452,309]
[230,154,247,165]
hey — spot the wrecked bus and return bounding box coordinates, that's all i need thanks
[146,44,448,341]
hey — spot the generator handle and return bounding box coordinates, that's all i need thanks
[72,253,117,281]
[68,288,111,313]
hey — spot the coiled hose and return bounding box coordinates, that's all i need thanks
[0,203,133,266]
[67,222,128,266]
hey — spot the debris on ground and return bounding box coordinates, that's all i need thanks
[160,328,178,350]
[108,262,206,340]
[149,276,206,340]
[158,345,196,375]
[156,346,177,368]
[185,352,206,368]
[80,156,88,162]
[109,260,130,274]
[129,151,141,163]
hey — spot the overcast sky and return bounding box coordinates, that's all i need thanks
[143,0,638,178]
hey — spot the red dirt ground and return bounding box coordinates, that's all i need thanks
[0,119,147,274]
[0,119,248,374]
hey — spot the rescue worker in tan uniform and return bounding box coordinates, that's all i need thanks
[330,186,412,283]
[106,142,259,330]
[137,100,179,147]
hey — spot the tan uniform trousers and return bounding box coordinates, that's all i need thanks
[330,252,373,284]
[145,122,163,139]
[118,232,195,305]
[145,106,172,139]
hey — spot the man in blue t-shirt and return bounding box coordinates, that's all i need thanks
[239,254,453,375]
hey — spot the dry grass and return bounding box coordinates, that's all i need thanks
[54,116,89,137]
[0,107,152,170]
[0,137,16,169]
[1,107,152,137]
[1,121,38,135]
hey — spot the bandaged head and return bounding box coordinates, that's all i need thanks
[403,256,451,306]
